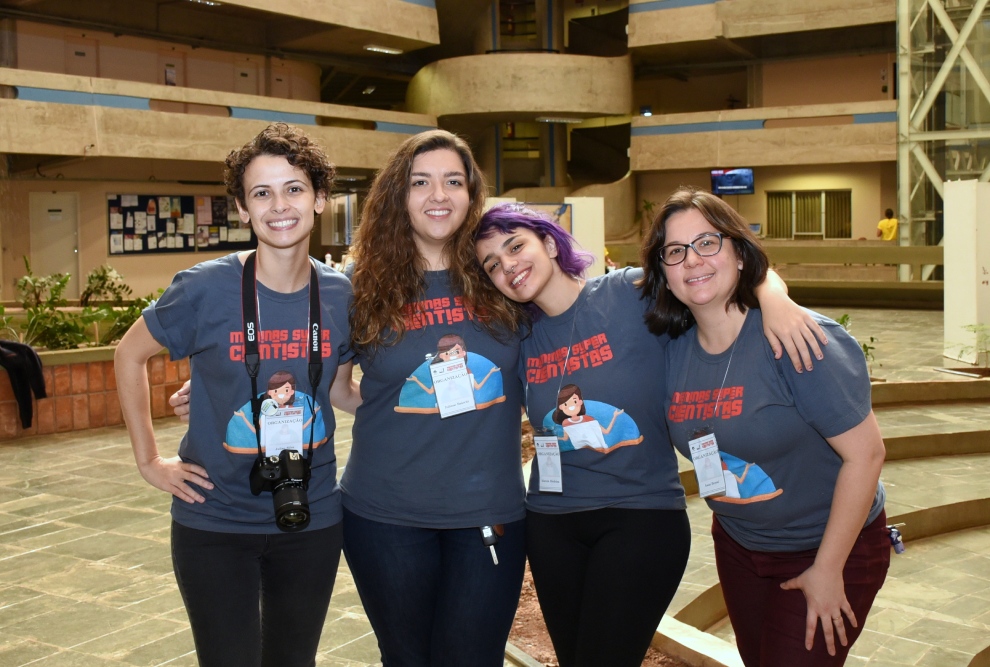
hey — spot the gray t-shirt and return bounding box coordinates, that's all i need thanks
[340,270,526,528]
[144,253,353,533]
[523,268,686,513]
[664,307,885,552]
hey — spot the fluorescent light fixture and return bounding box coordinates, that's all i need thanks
[187,0,222,5]
[362,85,376,95]
[364,44,403,55]
[337,175,367,182]
[535,116,584,124]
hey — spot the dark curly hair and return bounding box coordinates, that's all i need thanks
[224,123,336,206]
[639,187,769,338]
[349,130,522,354]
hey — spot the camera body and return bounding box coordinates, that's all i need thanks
[250,449,311,532]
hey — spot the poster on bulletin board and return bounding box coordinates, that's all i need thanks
[107,194,255,255]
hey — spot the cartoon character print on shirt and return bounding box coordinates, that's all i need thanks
[395,332,506,414]
[711,451,782,504]
[540,384,643,453]
[224,370,327,454]
[668,385,782,503]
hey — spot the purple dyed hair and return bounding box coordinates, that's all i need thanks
[476,203,595,279]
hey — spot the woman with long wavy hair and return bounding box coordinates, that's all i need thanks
[341,130,528,666]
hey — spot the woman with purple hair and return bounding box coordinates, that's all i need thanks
[475,202,827,667]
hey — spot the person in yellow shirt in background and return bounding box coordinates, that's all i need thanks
[876,209,898,241]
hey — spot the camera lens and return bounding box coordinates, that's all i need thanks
[273,483,310,531]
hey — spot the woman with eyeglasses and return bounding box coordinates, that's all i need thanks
[640,187,889,667]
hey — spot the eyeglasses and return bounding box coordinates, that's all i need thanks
[659,233,726,266]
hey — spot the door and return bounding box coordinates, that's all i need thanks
[65,38,98,77]
[234,61,259,95]
[29,192,80,299]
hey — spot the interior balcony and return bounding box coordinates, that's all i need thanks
[629,0,894,60]
[406,53,631,122]
[0,67,436,171]
[630,100,896,171]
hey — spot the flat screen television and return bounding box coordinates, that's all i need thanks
[711,168,754,195]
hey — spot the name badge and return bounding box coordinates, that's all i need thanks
[429,358,477,419]
[534,433,563,493]
[261,400,304,456]
[688,430,726,499]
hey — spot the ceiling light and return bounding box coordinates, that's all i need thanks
[362,86,376,95]
[535,116,584,124]
[364,44,403,55]
[337,175,367,182]
[640,105,653,117]
[186,0,222,6]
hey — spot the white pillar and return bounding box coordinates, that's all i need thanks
[566,197,605,279]
[943,180,990,364]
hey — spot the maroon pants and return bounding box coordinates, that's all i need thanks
[713,512,890,667]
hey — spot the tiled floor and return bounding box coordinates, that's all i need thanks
[1,307,988,666]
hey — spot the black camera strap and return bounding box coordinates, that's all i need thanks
[240,251,324,464]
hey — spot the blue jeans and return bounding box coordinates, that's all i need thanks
[171,520,343,667]
[342,508,526,667]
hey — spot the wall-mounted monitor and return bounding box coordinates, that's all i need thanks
[711,168,754,195]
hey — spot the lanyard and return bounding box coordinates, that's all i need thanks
[240,252,324,461]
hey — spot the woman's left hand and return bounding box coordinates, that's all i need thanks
[780,563,857,656]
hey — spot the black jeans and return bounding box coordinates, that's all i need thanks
[526,507,691,667]
[171,520,343,667]
[342,508,526,667]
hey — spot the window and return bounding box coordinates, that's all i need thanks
[765,190,852,239]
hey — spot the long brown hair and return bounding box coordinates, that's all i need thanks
[350,130,522,354]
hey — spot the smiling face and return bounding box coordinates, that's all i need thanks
[559,393,583,417]
[476,227,560,306]
[662,207,742,314]
[406,149,471,262]
[267,381,295,407]
[236,155,325,251]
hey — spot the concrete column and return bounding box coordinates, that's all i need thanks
[0,18,14,68]
[943,180,990,365]
[540,123,567,188]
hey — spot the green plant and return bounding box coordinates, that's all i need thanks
[837,313,880,376]
[16,257,93,350]
[0,303,17,341]
[957,324,990,367]
[95,290,162,346]
[637,199,657,234]
[80,264,132,306]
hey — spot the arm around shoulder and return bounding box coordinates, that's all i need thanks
[329,361,362,415]
[756,270,828,372]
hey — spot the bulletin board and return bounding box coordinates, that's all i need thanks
[107,194,256,255]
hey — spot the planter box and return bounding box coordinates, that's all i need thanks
[0,347,189,440]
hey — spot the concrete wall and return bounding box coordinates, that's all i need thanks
[407,54,632,119]
[762,53,895,107]
[219,0,440,46]
[629,0,893,47]
[2,179,229,298]
[631,102,896,172]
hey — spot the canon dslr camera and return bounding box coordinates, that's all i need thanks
[250,449,311,531]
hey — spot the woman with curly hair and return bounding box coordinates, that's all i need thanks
[116,123,360,666]
[340,130,528,666]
